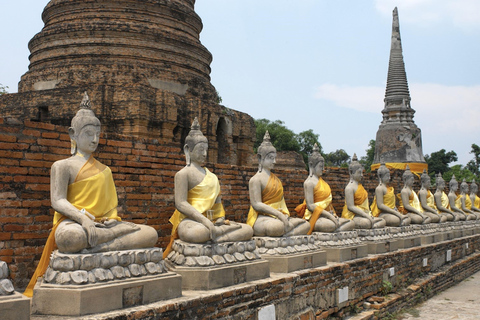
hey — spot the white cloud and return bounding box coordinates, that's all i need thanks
[314,83,480,135]
[375,0,480,30]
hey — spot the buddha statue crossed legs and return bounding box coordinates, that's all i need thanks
[341,154,386,229]
[25,93,158,296]
[247,132,310,236]
[397,165,431,224]
[433,173,457,221]
[418,169,444,223]
[164,118,253,256]
[370,163,410,227]
[295,144,355,233]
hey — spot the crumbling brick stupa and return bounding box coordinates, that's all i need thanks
[0,0,254,166]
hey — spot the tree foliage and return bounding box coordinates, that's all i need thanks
[466,143,480,176]
[324,149,350,168]
[360,139,375,172]
[424,149,458,176]
[254,119,321,165]
[0,84,8,95]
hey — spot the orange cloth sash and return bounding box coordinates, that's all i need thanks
[341,184,370,220]
[295,178,334,235]
[397,190,422,214]
[370,187,395,217]
[247,173,289,227]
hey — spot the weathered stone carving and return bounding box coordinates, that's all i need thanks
[397,165,431,224]
[448,175,468,221]
[0,261,14,295]
[434,173,457,221]
[418,169,446,223]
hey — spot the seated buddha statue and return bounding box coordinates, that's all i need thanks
[455,179,478,220]
[370,163,410,227]
[448,175,467,221]
[433,173,457,221]
[470,180,480,213]
[295,144,355,233]
[247,131,310,237]
[397,165,431,224]
[417,169,444,223]
[341,154,386,229]
[164,118,253,256]
[25,93,158,297]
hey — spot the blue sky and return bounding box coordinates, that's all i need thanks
[1,0,479,165]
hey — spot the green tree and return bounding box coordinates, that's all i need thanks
[360,139,375,173]
[466,143,480,177]
[254,119,300,153]
[324,149,350,167]
[297,129,322,164]
[443,165,476,182]
[0,83,8,95]
[424,149,458,176]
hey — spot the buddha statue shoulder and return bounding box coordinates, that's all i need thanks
[247,131,310,237]
[164,118,253,256]
[397,165,431,224]
[417,169,444,223]
[457,179,478,220]
[295,144,355,233]
[470,180,480,213]
[341,154,386,229]
[370,163,410,226]
[433,173,457,221]
[25,93,158,297]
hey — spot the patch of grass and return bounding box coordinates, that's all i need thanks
[381,280,393,296]
[405,308,420,317]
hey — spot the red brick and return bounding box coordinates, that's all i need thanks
[0,134,16,143]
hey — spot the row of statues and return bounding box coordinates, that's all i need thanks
[23,93,480,297]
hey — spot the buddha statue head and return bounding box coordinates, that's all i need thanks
[377,162,390,184]
[420,169,431,188]
[69,92,101,156]
[308,143,324,177]
[184,117,208,166]
[402,165,414,187]
[257,131,277,172]
[460,178,469,194]
[348,153,363,182]
[436,173,445,190]
[449,174,458,191]
[471,179,478,194]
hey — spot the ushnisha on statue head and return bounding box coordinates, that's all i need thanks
[69,92,101,155]
[436,172,445,190]
[308,143,324,178]
[184,117,208,166]
[257,131,276,173]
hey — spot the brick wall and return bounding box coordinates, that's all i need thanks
[0,118,421,289]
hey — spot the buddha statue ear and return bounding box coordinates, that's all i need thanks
[257,154,263,173]
[68,127,77,155]
[184,144,191,167]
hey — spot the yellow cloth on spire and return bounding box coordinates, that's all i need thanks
[397,190,423,214]
[370,187,395,217]
[247,173,289,227]
[425,190,437,211]
[440,191,451,211]
[25,156,120,297]
[164,168,225,258]
[295,178,334,235]
[342,184,370,220]
[370,162,428,176]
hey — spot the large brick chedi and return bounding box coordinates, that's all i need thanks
[372,7,426,172]
[0,0,254,165]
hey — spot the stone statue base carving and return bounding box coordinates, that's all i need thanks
[253,235,326,273]
[0,261,30,320]
[312,231,368,262]
[165,240,269,290]
[356,228,401,254]
[31,248,181,316]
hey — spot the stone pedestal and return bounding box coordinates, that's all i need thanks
[356,229,399,254]
[254,235,326,273]
[324,245,369,263]
[32,248,181,316]
[0,292,30,320]
[312,231,368,262]
[166,240,269,290]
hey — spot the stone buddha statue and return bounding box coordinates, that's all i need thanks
[456,179,478,220]
[470,180,480,213]
[397,165,431,224]
[417,169,444,223]
[341,154,386,229]
[247,131,310,236]
[25,93,158,297]
[370,163,410,226]
[433,173,457,221]
[448,175,467,221]
[295,144,355,233]
[164,118,253,256]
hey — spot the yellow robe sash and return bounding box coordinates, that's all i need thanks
[295,178,334,235]
[25,156,119,297]
[465,195,472,210]
[397,190,423,214]
[247,173,289,227]
[440,191,451,211]
[454,194,463,210]
[425,190,437,211]
[370,187,395,217]
[473,195,480,210]
[342,184,370,220]
[164,168,225,258]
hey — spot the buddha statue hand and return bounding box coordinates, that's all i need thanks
[81,217,98,248]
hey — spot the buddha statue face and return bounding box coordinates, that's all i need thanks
[68,104,101,156]
[422,177,431,189]
[313,160,325,177]
[450,181,458,192]
[437,178,445,190]
[352,168,363,183]
[471,183,478,194]
[377,164,390,184]
[405,176,414,188]
[460,181,469,194]
[184,117,208,166]
[189,142,208,166]
[261,151,277,171]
